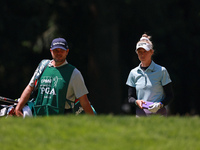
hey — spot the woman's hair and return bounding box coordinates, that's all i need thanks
[138,33,153,50]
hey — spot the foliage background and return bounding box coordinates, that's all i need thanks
[0,0,200,115]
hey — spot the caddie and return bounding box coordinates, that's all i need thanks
[15,38,94,116]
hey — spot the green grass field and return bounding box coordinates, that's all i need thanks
[0,115,200,150]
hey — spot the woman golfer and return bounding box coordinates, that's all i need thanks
[126,33,173,117]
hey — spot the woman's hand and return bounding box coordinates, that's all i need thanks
[135,100,146,109]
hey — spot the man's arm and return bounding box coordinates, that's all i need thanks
[15,85,34,116]
[79,94,94,115]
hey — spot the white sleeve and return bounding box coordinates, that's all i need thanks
[66,68,89,102]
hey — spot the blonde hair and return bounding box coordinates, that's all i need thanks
[138,34,153,50]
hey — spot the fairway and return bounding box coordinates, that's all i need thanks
[0,115,199,150]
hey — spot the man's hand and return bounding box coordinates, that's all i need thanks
[79,95,94,115]
[14,108,23,117]
[14,85,34,117]
[148,102,163,113]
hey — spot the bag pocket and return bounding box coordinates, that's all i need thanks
[34,104,64,116]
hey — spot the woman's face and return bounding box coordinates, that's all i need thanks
[136,48,154,63]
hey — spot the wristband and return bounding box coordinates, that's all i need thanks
[135,100,138,106]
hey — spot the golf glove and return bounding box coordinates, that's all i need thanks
[148,102,163,113]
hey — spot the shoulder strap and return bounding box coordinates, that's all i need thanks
[30,59,50,101]
[34,59,51,81]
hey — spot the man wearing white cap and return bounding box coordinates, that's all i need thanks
[15,38,94,116]
[126,34,173,117]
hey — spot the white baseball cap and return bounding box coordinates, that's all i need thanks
[136,37,152,51]
[136,42,152,51]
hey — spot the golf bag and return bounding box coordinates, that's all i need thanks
[0,96,96,117]
[0,97,33,118]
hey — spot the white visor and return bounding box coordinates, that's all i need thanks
[136,42,152,51]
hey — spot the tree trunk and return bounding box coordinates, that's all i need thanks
[87,2,121,114]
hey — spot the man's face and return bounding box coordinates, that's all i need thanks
[50,48,69,63]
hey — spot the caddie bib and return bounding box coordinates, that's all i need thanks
[33,63,75,116]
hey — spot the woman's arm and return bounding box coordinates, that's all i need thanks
[161,83,174,106]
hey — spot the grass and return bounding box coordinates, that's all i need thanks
[0,115,200,150]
